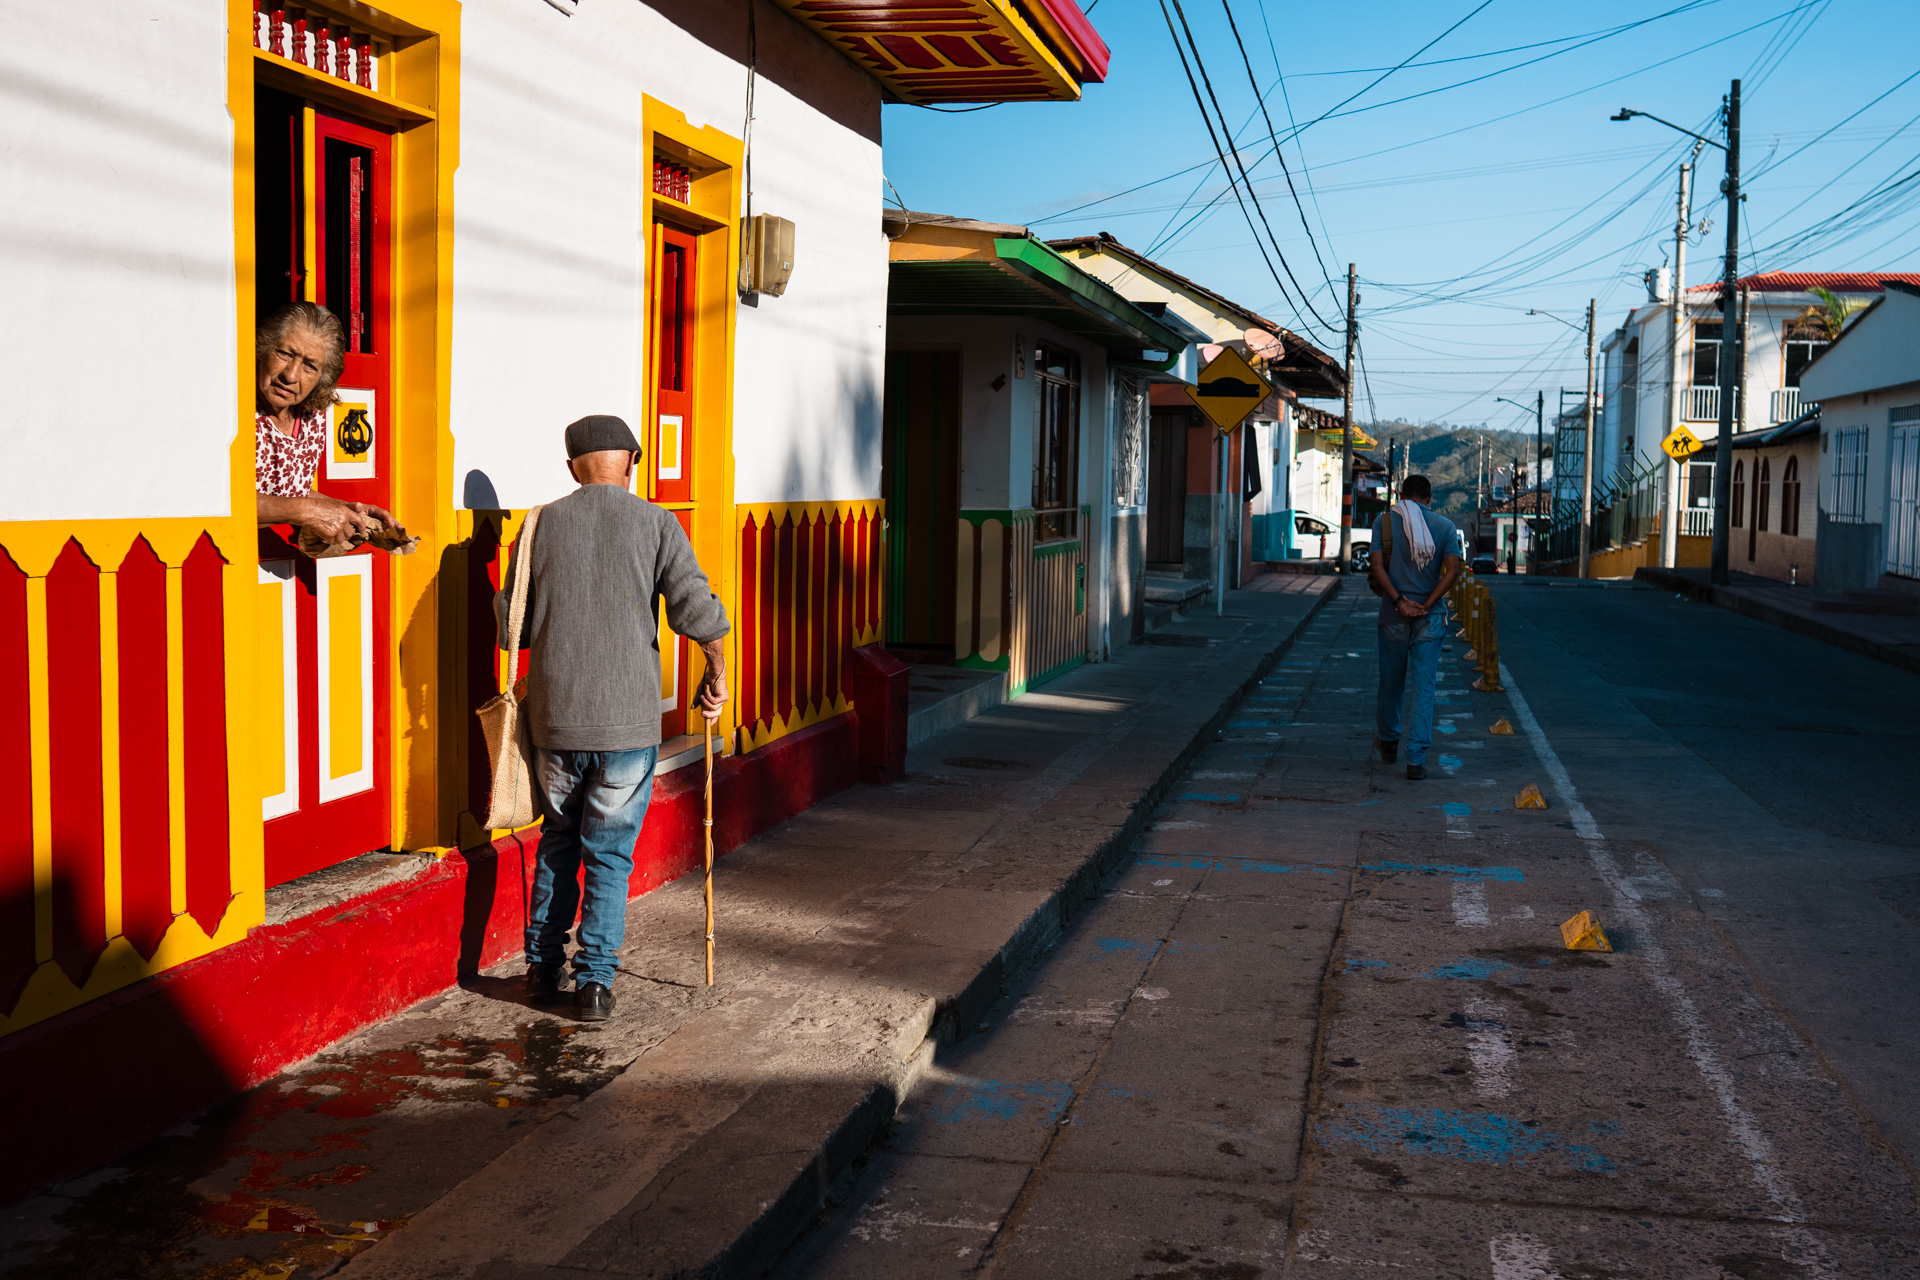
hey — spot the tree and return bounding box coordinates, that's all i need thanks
[1798,286,1869,341]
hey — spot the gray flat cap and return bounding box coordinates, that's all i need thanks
[565,414,642,459]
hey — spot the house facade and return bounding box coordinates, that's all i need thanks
[1800,281,1920,591]
[0,0,1110,1198]
[881,215,1190,684]
[1046,235,1346,581]
[1595,271,1920,563]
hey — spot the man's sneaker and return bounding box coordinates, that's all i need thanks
[1376,738,1398,764]
[1406,763,1427,780]
[526,962,567,1004]
[575,982,615,1023]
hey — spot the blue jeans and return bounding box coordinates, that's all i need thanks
[527,746,658,988]
[1377,611,1446,764]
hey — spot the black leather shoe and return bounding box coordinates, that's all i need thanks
[575,982,615,1023]
[526,962,567,1004]
[1376,738,1398,764]
[1406,763,1427,780]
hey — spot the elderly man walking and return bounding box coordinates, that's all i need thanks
[1367,474,1464,781]
[496,415,729,1022]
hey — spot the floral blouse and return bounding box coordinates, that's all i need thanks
[256,408,329,498]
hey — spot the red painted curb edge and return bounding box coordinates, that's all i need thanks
[0,715,857,1207]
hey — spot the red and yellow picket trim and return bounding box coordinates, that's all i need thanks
[0,520,260,1038]
[735,500,884,754]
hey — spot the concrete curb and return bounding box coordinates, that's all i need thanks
[666,580,1344,1280]
[1634,566,1920,675]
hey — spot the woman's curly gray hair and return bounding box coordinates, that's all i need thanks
[257,301,347,418]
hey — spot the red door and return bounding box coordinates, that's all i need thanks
[258,108,394,886]
[651,224,698,741]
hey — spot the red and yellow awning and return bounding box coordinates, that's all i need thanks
[773,1,1109,104]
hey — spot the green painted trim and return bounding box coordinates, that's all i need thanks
[1028,653,1087,690]
[1033,538,1082,561]
[991,238,1189,354]
[955,652,1010,673]
[958,507,1036,527]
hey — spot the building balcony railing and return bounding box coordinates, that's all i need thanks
[1771,387,1803,424]
[1685,385,1719,422]
[1682,506,1714,537]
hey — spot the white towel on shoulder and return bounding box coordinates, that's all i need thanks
[1392,499,1435,571]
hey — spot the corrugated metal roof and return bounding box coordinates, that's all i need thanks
[1687,271,1920,295]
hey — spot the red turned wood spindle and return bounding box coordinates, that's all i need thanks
[182,535,232,937]
[46,539,108,989]
[356,34,374,89]
[0,545,33,1014]
[739,517,759,731]
[775,515,795,724]
[115,538,172,961]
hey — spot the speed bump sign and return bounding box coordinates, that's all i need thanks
[1185,347,1273,433]
[1662,425,1705,460]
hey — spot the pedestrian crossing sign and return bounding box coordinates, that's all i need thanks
[1185,347,1273,432]
[1662,425,1705,460]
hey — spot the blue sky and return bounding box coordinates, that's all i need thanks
[878,0,1920,428]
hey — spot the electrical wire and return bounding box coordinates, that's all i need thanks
[1157,0,1339,336]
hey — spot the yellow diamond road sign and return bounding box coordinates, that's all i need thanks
[1662,424,1705,460]
[1185,347,1273,432]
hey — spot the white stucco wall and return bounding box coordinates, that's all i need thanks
[1,2,238,521]
[449,1,885,510]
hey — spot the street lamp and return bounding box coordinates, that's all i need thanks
[1525,305,1598,578]
[1615,85,1742,586]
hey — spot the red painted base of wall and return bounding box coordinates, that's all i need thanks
[0,715,857,1207]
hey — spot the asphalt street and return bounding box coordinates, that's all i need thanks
[773,579,1920,1279]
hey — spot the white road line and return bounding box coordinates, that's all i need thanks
[1499,660,1835,1275]
[1489,1232,1563,1279]
[1465,997,1513,1099]
[1450,879,1490,927]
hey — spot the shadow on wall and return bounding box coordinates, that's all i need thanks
[0,873,240,1207]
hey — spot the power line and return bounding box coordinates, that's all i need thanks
[1221,0,1341,313]
[1158,0,1341,335]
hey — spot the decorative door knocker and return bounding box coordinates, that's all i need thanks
[337,407,373,457]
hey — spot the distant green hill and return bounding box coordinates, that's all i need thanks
[1362,422,1544,518]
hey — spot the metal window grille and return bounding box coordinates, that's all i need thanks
[1826,426,1869,524]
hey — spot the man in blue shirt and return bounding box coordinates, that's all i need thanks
[1367,475,1465,780]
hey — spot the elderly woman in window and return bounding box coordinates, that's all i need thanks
[255,301,397,547]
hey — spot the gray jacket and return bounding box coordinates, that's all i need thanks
[495,484,729,751]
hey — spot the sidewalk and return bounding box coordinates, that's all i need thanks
[1635,565,1920,674]
[1,576,1338,1280]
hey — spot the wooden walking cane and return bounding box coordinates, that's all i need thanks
[703,705,715,986]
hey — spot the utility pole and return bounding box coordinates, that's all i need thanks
[1579,298,1596,578]
[1661,154,1695,570]
[1339,264,1357,569]
[1710,78,1741,585]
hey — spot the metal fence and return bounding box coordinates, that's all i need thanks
[1530,452,1666,570]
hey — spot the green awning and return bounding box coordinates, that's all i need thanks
[888,237,1187,355]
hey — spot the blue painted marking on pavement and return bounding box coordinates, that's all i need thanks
[1435,722,1458,734]
[928,1078,1074,1127]
[1179,792,1242,803]
[1344,958,1391,971]
[1441,802,1472,817]
[1322,799,1385,809]
[1417,957,1511,980]
[1438,755,1462,768]
[1359,860,1524,882]
[1096,937,1151,955]
[1316,1103,1619,1173]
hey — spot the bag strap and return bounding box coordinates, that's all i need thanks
[500,504,544,695]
